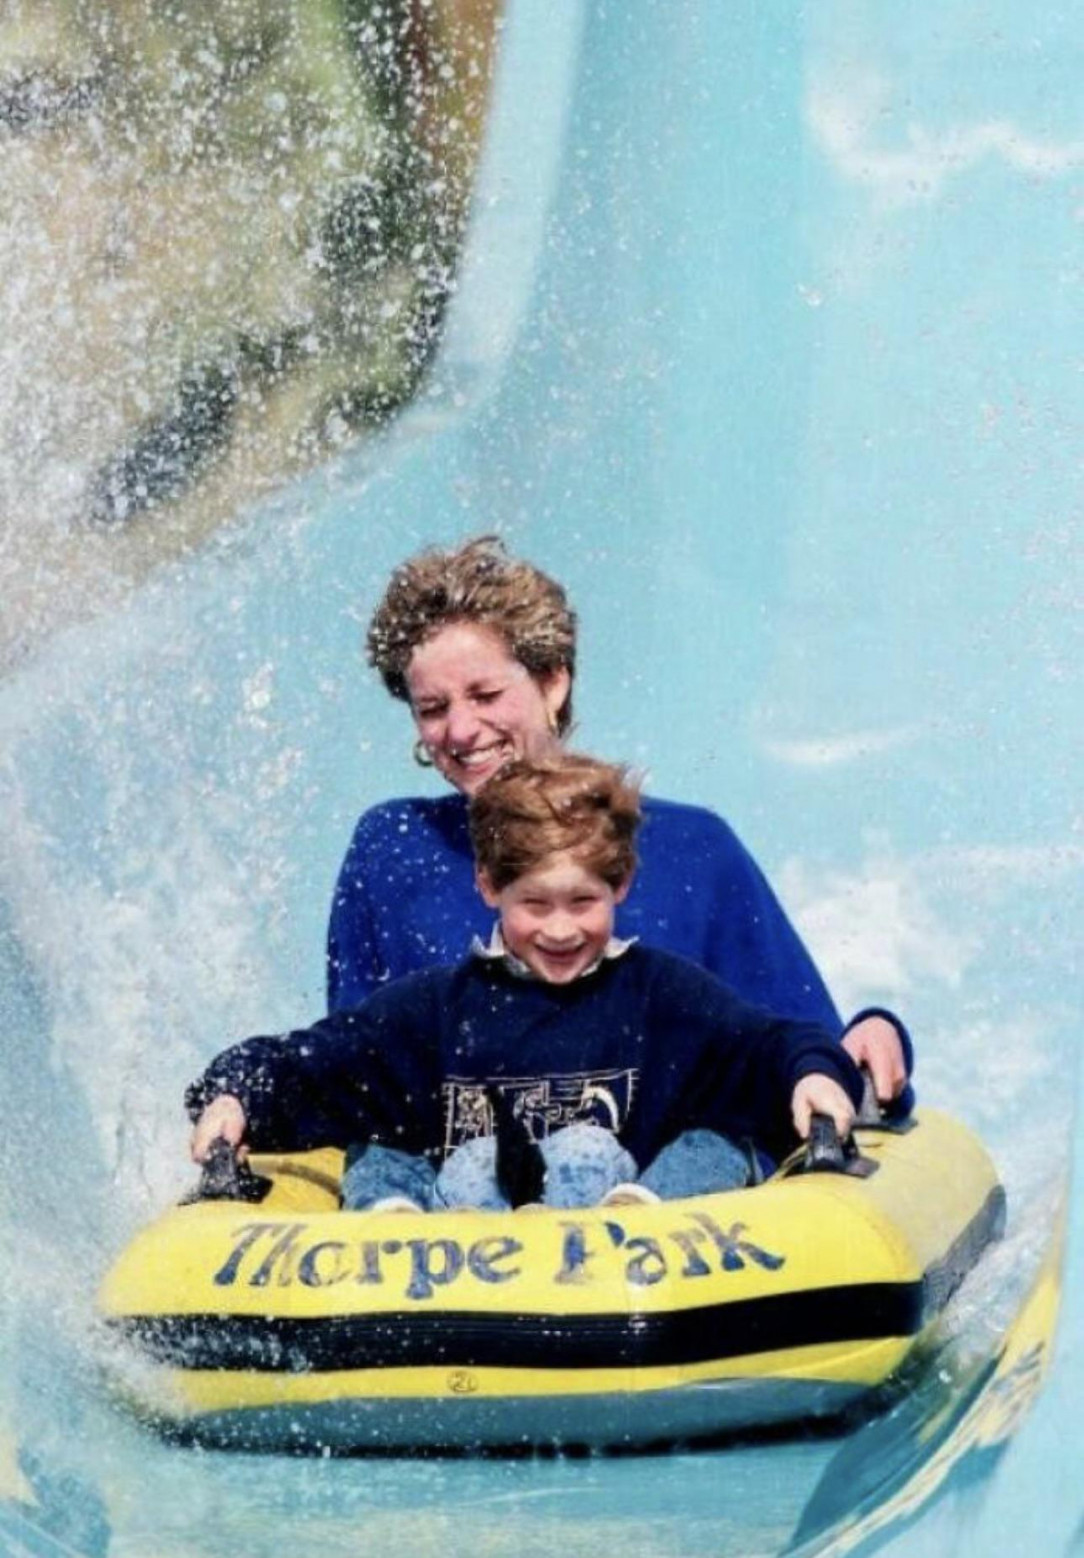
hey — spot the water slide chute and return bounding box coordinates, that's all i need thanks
[2,1,1082,1553]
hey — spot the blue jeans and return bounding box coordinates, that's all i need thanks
[340,1126,751,1211]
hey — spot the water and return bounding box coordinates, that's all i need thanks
[2,1,1083,1553]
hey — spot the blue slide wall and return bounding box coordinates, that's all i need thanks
[1,2,1082,1553]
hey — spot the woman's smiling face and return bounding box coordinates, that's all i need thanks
[405,621,570,796]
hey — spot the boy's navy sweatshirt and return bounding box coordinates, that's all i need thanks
[188,944,871,1171]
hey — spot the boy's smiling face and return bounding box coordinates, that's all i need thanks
[478,850,629,985]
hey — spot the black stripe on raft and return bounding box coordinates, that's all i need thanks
[110,1279,925,1373]
[922,1184,1006,1313]
[108,1185,1005,1377]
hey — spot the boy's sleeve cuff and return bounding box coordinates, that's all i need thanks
[185,1072,248,1124]
[793,1046,865,1108]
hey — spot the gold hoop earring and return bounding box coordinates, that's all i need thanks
[546,706,559,737]
[413,738,434,768]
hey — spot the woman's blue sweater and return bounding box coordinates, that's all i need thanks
[327,793,839,1026]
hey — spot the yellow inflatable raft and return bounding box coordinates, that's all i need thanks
[97,1109,1004,1450]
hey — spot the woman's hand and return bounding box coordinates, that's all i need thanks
[841,1015,908,1104]
[792,1073,857,1141]
[190,1094,247,1163]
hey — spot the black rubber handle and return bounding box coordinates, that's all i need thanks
[803,1112,852,1174]
[187,1137,271,1203]
[855,1068,884,1128]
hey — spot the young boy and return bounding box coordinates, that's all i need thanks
[189,757,906,1210]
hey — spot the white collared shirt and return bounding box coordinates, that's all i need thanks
[470,922,637,982]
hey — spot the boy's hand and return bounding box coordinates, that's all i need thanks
[190,1094,247,1163]
[792,1074,856,1141]
[842,1015,907,1104]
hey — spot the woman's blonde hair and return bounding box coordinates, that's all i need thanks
[367,535,577,734]
[469,754,641,890]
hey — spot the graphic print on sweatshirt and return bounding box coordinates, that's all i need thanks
[441,1067,640,1152]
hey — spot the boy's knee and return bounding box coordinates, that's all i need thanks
[341,1143,437,1211]
[435,1133,509,1210]
[544,1122,629,1167]
[541,1124,637,1208]
[640,1130,751,1200]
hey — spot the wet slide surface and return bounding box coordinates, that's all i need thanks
[2,2,1083,1553]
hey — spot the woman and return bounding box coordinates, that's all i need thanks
[327,536,909,1105]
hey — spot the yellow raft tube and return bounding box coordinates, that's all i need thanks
[97,1108,1004,1451]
